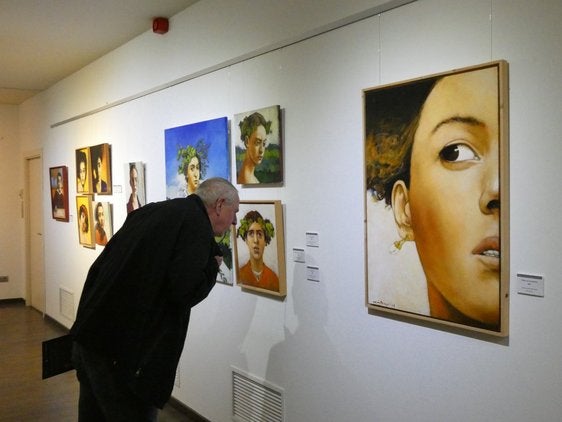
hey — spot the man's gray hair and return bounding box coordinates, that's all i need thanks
[196,177,238,206]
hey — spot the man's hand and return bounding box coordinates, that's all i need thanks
[215,255,223,267]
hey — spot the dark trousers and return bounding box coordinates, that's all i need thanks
[72,342,158,422]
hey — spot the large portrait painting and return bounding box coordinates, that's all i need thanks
[234,200,286,297]
[76,195,95,248]
[49,166,69,222]
[364,61,509,336]
[234,105,282,185]
[164,116,233,284]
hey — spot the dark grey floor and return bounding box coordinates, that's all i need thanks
[0,301,200,421]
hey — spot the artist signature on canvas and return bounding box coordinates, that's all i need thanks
[371,300,396,309]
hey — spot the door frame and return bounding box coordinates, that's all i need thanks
[23,149,44,313]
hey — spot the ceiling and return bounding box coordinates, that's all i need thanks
[0,0,199,105]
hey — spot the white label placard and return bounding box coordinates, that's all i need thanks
[517,273,544,297]
[306,232,319,248]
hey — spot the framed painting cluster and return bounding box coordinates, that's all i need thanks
[74,143,114,249]
[363,60,509,336]
[164,110,286,296]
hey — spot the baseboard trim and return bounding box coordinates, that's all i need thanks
[167,396,210,422]
[0,297,26,305]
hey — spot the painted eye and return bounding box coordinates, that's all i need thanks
[439,143,479,162]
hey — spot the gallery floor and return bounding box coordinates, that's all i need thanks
[0,300,200,421]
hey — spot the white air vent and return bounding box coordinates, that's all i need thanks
[59,287,75,320]
[232,367,284,422]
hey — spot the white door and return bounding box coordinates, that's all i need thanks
[27,155,45,313]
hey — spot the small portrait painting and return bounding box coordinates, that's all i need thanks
[234,105,282,185]
[92,201,113,247]
[76,195,95,248]
[125,162,146,214]
[90,143,112,195]
[165,116,233,284]
[75,147,91,194]
[234,200,286,297]
[49,166,69,222]
[364,61,509,335]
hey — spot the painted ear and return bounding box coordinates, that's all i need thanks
[243,136,249,148]
[391,180,414,241]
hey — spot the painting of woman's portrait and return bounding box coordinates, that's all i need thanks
[76,195,95,248]
[165,116,233,284]
[234,200,286,297]
[364,61,509,335]
[49,166,69,222]
[75,147,91,194]
[234,105,282,185]
[124,161,146,214]
[92,200,113,247]
[90,143,112,195]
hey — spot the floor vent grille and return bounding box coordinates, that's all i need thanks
[232,367,284,422]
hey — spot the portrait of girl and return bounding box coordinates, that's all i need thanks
[364,61,508,334]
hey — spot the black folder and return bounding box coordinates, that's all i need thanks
[42,334,74,379]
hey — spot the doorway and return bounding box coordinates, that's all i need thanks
[25,153,45,313]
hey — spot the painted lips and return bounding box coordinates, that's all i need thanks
[472,236,500,268]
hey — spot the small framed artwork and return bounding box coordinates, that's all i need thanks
[234,200,286,297]
[124,162,146,214]
[75,147,92,194]
[364,60,509,336]
[92,200,113,247]
[234,105,283,185]
[49,166,69,222]
[90,143,112,195]
[76,195,95,248]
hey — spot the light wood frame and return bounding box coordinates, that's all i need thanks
[363,61,509,336]
[234,200,286,297]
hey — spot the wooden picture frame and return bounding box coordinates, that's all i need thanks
[234,200,286,297]
[90,143,112,195]
[75,147,92,194]
[364,61,509,336]
[49,166,69,222]
[234,105,283,185]
[76,195,95,248]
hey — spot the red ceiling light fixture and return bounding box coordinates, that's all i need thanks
[152,17,169,34]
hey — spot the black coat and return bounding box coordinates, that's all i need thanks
[70,195,220,408]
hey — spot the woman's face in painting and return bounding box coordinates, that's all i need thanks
[80,210,88,232]
[401,67,500,325]
[246,125,267,166]
[245,221,266,262]
[129,167,138,194]
[185,156,200,193]
[79,161,87,185]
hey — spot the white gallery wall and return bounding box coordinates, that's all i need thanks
[12,0,562,420]
[0,105,24,299]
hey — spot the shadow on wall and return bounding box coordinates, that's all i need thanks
[265,264,359,420]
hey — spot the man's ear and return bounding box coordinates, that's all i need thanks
[243,136,249,148]
[391,180,414,241]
